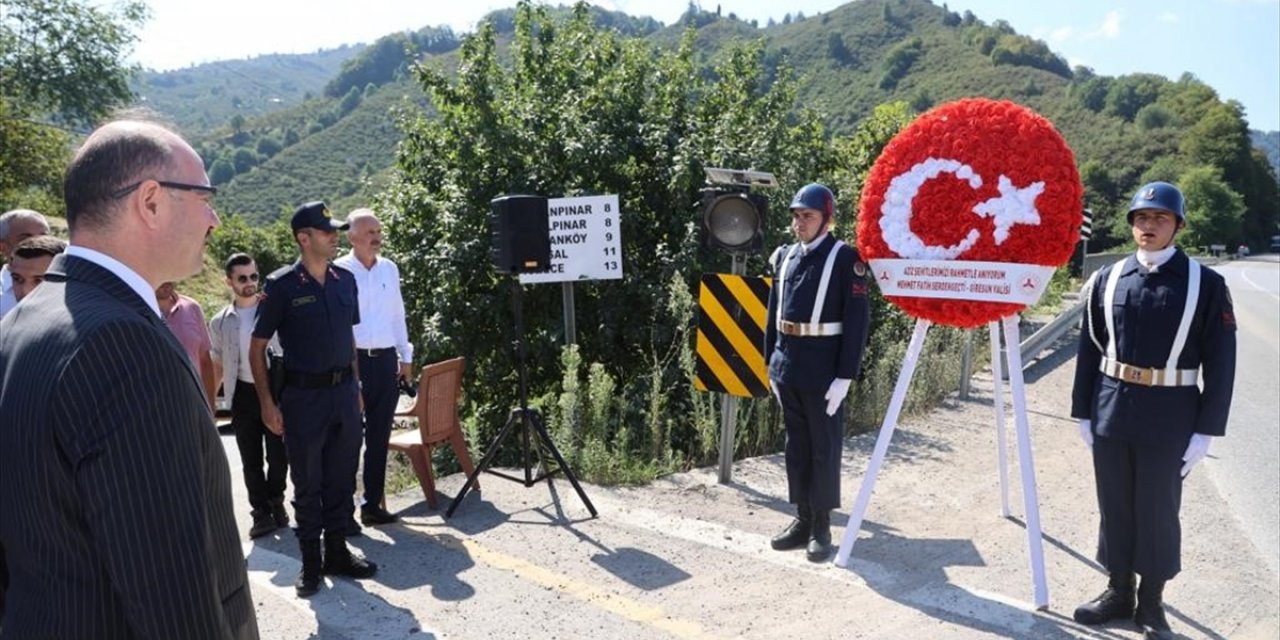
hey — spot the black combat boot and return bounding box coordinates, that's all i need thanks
[295,539,323,597]
[1134,577,1173,639]
[806,509,833,562]
[771,504,811,551]
[1073,572,1135,624]
[322,533,378,579]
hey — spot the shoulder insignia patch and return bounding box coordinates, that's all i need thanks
[853,260,868,278]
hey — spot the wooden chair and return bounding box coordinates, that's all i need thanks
[389,357,478,509]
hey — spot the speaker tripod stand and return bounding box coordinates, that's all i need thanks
[446,279,598,519]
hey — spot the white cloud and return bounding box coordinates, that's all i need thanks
[1157,12,1179,23]
[1084,10,1123,40]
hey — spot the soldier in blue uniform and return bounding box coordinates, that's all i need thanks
[764,183,871,562]
[1070,182,1236,639]
[249,202,377,597]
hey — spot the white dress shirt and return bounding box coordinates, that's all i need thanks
[335,251,413,364]
[0,264,15,318]
[65,246,161,317]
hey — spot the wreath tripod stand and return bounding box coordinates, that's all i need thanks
[446,278,598,519]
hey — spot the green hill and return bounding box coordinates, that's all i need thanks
[132,46,363,136]
[130,0,1278,248]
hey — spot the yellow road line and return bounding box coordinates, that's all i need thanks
[412,529,713,639]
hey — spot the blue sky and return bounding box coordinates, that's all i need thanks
[129,0,1279,131]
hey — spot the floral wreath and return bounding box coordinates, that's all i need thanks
[856,98,1083,328]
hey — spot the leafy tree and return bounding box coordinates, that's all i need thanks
[1104,73,1165,122]
[231,147,258,173]
[385,1,835,469]
[255,135,282,157]
[1,0,147,209]
[209,158,236,185]
[0,0,148,126]
[1134,103,1174,131]
[1179,166,1245,248]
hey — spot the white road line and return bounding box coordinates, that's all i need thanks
[1240,268,1280,301]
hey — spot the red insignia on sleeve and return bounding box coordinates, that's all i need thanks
[1223,311,1236,328]
[852,282,868,296]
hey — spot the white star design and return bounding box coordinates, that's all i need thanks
[971,175,1045,244]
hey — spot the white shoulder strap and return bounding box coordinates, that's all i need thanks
[1081,270,1103,353]
[775,244,801,324]
[1102,257,1128,360]
[810,241,846,324]
[1165,258,1201,371]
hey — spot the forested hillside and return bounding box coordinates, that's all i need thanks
[126,0,1276,250]
[132,46,363,135]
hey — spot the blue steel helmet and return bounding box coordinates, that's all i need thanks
[789,183,835,220]
[1127,181,1185,224]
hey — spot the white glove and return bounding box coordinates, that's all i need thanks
[1078,419,1094,448]
[824,378,852,416]
[1181,433,1213,477]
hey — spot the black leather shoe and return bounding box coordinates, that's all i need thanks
[806,510,833,562]
[323,534,377,579]
[248,511,277,539]
[771,505,811,551]
[360,505,399,526]
[295,539,323,597]
[1073,574,1135,625]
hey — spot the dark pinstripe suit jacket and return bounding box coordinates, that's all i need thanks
[0,254,258,639]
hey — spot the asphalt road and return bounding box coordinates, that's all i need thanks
[1207,255,1280,579]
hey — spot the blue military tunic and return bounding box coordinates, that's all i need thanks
[763,234,871,511]
[253,260,363,541]
[1071,250,1236,443]
[1070,248,1236,580]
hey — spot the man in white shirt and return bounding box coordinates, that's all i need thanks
[335,208,413,527]
[0,209,51,318]
[210,253,289,539]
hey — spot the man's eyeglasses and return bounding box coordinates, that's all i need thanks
[111,180,218,200]
[235,273,260,284]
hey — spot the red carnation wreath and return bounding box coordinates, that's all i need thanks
[856,98,1082,328]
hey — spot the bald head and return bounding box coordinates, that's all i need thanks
[346,208,384,260]
[0,209,50,256]
[64,120,190,234]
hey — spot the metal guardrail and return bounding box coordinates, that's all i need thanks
[1017,297,1085,367]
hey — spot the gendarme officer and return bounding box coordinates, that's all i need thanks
[249,201,377,598]
[1070,182,1236,639]
[764,183,871,562]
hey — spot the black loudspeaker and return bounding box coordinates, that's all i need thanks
[489,195,551,274]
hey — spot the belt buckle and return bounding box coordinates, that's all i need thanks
[331,371,343,386]
[1123,365,1153,386]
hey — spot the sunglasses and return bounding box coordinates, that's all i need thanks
[234,273,260,283]
[111,180,218,200]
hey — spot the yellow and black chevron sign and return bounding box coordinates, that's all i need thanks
[694,273,772,398]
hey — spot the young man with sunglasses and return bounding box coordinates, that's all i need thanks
[210,253,289,539]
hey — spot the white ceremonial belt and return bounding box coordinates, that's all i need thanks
[778,320,843,337]
[1100,357,1198,387]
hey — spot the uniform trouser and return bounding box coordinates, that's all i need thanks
[1092,435,1185,581]
[281,379,362,541]
[777,381,844,511]
[358,351,399,508]
[231,382,288,515]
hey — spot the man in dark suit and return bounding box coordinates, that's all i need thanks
[0,118,259,638]
[764,183,871,563]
